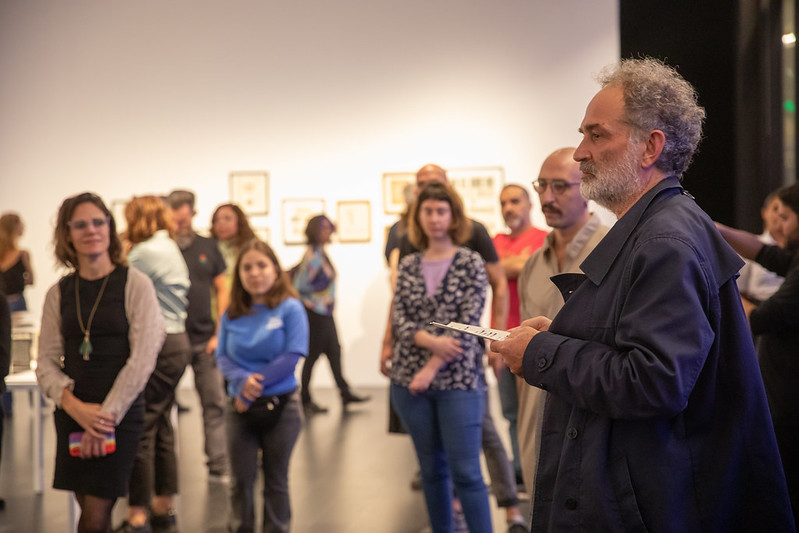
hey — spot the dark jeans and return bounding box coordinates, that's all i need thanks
[482,388,519,508]
[128,333,190,506]
[497,364,522,478]
[227,393,302,533]
[301,309,350,402]
[391,384,492,533]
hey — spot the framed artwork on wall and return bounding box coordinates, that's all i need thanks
[111,199,128,233]
[382,172,416,214]
[447,166,505,234]
[229,171,269,215]
[254,226,271,244]
[282,198,325,245]
[336,200,371,243]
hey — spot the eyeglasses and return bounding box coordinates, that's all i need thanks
[532,179,581,195]
[67,217,110,231]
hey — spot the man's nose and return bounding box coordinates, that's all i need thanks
[574,141,589,162]
[539,187,555,204]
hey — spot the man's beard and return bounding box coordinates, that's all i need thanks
[580,139,645,214]
[174,230,195,250]
[503,212,523,230]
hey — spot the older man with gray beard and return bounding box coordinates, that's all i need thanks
[491,58,794,532]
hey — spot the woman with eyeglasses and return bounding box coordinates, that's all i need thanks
[36,192,165,533]
[390,182,492,533]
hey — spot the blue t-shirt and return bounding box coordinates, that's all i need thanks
[216,298,309,398]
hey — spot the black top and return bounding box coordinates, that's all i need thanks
[384,220,402,264]
[0,255,27,295]
[0,292,10,393]
[751,244,799,424]
[59,266,130,404]
[178,232,227,344]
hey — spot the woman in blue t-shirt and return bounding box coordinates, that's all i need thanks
[216,239,309,533]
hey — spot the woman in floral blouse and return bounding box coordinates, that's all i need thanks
[390,181,491,533]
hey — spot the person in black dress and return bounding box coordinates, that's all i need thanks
[36,192,165,533]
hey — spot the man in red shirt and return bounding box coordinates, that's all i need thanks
[492,184,547,489]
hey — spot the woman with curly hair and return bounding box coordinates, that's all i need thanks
[36,192,164,533]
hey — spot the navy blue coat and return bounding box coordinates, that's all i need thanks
[522,177,794,532]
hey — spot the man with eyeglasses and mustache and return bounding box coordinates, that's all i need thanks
[513,147,609,501]
[491,58,794,531]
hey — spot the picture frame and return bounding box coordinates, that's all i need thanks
[110,199,128,233]
[382,172,416,214]
[229,171,269,215]
[447,166,505,234]
[336,200,371,243]
[253,226,271,244]
[282,198,326,245]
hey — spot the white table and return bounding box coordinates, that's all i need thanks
[5,369,80,532]
[4,369,44,494]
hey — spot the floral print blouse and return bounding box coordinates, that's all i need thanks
[390,247,487,391]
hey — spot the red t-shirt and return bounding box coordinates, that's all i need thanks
[492,226,548,328]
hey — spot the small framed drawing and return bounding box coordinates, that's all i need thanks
[111,199,128,233]
[382,172,416,214]
[229,171,269,215]
[282,198,325,245]
[254,227,271,244]
[447,166,505,234]
[337,200,371,243]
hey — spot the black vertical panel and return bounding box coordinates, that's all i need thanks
[619,0,783,231]
[795,0,799,184]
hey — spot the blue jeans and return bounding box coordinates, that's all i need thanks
[391,384,492,533]
[6,293,26,312]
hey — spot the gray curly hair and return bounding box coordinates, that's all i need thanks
[598,58,706,178]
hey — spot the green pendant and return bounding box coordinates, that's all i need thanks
[80,336,92,361]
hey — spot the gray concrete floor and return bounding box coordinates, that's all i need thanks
[0,385,528,532]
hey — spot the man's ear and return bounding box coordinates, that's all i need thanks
[642,129,666,167]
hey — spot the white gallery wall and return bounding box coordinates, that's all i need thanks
[0,0,618,387]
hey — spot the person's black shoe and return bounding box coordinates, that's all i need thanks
[303,400,328,414]
[341,391,371,406]
[113,520,151,533]
[0,498,5,511]
[149,508,178,533]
